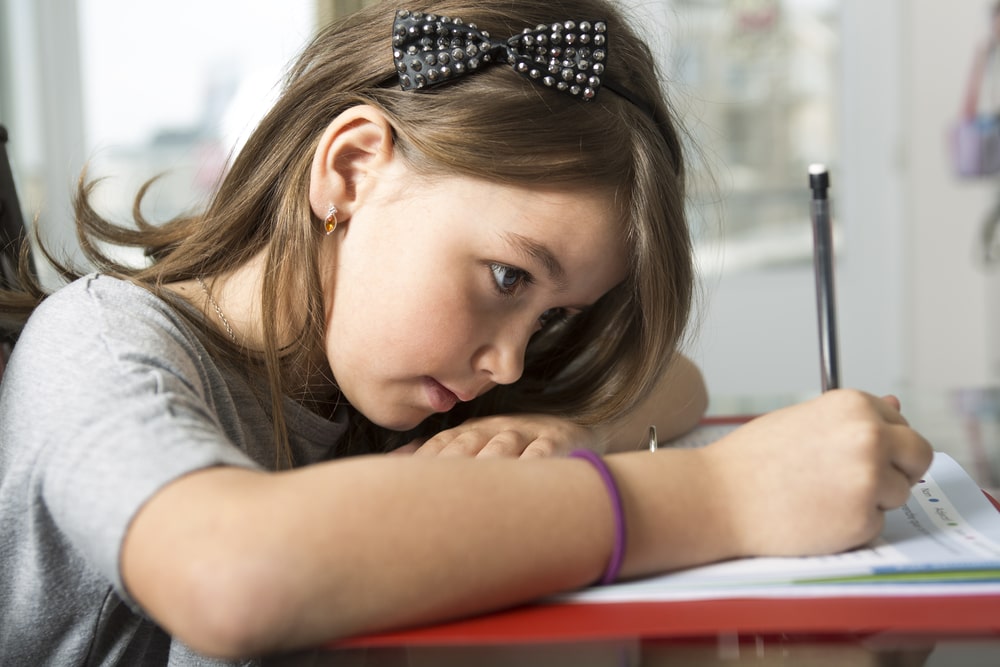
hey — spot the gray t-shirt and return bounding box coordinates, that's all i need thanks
[0,274,348,665]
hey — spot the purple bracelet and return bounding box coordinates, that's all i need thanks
[569,449,626,585]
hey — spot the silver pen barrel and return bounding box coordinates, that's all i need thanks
[809,164,840,392]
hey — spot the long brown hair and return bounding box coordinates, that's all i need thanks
[0,0,693,466]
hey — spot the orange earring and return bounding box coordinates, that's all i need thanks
[324,204,339,235]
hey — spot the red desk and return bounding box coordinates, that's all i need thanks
[322,407,1000,665]
[339,595,1000,648]
[325,489,1000,665]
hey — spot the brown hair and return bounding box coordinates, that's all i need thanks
[0,0,693,466]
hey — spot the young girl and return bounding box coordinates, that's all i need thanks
[0,0,932,663]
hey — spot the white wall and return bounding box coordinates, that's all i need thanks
[688,1,908,400]
[905,2,996,390]
[690,0,1000,401]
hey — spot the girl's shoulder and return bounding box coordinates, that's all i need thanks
[35,273,192,332]
[44,272,169,308]
[21,273,206,367]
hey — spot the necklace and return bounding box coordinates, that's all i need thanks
[196,276,237,344]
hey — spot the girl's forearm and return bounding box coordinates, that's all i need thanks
[120,450,728,657]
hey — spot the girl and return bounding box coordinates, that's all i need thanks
[0,0,932,663]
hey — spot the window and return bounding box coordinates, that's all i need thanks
[659,0,840,272]
[648,1,904,398]
[78,0,315,221]
[0,0,315,278]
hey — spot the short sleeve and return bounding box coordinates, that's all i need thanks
[0,275,261,603]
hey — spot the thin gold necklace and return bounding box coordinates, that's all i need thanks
[196,276,237,344]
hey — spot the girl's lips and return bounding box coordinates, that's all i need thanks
[424,377,459,413]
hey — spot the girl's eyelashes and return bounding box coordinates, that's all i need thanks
[489,262,532,296]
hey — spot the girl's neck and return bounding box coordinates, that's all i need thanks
[167,252,270,350]
[166,252,344,418]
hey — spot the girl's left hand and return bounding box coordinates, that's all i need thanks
[395,413,599,458]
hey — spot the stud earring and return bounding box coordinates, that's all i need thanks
[324,204,339,235]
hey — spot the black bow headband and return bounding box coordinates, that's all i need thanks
[392,9,611,103]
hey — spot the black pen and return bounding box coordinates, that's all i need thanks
[809,164,840,392]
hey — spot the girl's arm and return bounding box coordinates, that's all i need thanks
[121,389,930,659]
[597,352,708,452]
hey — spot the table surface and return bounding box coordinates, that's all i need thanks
[310,636,998,666]
[309,387,1000,666]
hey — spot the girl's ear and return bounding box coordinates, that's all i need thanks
[308,105,395,225]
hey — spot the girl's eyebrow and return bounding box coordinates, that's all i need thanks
[502,231,568,291]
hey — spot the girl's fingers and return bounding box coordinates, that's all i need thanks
[411,433,454,456]
[863,392,932,485]
[888,425,935,486]
[477,431,530,458]
[877,460,919,511]
[865,392,907,425]
[879,394,902,413]
[435,432,492,457]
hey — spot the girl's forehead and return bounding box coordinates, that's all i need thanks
[374,163,628,279]
[499,187,628,286]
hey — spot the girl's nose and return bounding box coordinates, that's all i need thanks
[472,328,527,386]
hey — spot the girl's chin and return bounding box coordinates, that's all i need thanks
[366,408,431,433]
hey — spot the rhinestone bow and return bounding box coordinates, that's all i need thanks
[392,9,608,101]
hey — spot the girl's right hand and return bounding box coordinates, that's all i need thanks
[701,389,934,558]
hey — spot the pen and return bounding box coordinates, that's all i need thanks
[809,163,840,392]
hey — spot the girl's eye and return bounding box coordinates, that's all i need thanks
[538,307,568,329]
[489,263,529,295]
[488,263,566,329]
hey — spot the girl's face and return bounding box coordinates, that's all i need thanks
[323,160,627,431]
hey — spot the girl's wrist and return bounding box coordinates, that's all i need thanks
[569,449,626,585]
[611,446,745,578]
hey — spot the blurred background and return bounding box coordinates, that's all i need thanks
[2,0,1000,484]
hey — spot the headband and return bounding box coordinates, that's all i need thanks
[391,9,653,115]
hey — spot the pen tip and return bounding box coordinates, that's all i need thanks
[808,163,828,175]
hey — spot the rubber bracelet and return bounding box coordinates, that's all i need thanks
[569,449,626,585]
